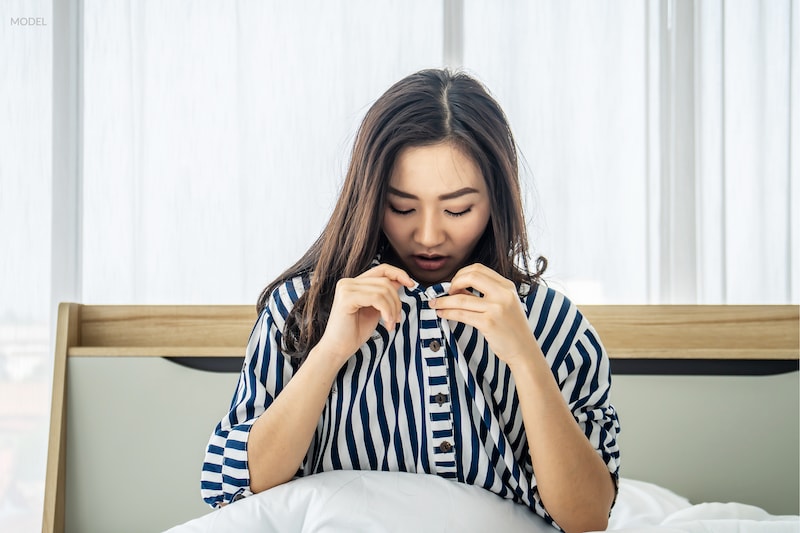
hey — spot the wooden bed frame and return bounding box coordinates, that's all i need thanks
[42,303,799,533]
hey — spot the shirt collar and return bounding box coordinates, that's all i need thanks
[371,254,452,300]
[405,281,451,300]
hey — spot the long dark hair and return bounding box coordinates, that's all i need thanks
[258,68,546,362]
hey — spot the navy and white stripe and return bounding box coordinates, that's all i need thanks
[201,269,621,526]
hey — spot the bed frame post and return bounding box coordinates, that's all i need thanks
[42,303,81,533]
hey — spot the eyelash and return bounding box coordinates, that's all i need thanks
[389,206,472,218]
[447,208,472,218]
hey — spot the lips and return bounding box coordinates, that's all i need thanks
[413,254,448,271]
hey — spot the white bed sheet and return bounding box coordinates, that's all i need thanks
[165,471,800,533]
[602,478,799,532]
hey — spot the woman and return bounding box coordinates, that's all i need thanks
[201,69,620,533]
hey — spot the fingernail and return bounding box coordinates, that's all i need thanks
[429,298,436,307]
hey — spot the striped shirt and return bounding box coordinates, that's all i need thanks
[201,270,621,527]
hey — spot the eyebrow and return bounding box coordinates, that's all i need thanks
[387,186,480,201]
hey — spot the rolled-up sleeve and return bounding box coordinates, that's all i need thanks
[200,281,299,508]
[565,323,621,481]
[523,287,621,525]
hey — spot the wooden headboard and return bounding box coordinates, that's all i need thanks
[43,303,800,533]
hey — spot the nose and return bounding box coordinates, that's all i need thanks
[414,211,445,248]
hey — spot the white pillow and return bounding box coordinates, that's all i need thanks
[164,470,553,533]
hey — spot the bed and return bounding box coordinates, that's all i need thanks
[42,303,799,532]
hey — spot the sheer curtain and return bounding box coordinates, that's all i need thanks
[695,0,798,303]
[0,1,52,532]
[82,1,443,306]
[79,0,798,307]
[463,1,651,303]
[1,1,797,531]
[464,0,798,304]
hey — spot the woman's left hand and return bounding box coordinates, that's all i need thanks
[430,263,539,367]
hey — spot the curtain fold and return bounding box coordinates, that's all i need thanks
[1,3,53,532]
[82,0,443,305]
[463,0,796,304]
[696,0,796,303]
[78,0,797,306]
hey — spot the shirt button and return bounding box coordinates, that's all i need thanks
[439,441,452,453]
[435,393,447,406]
[429,339,441,352]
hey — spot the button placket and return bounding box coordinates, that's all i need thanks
[417,284,457,477]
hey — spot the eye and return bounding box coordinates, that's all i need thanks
[389,205,414,215]
[446,207,473,217]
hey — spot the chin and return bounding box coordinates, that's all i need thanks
[413,271,452,285]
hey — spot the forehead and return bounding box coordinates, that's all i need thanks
[389,142,486,194]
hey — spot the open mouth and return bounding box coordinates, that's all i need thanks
[413,255,448,271]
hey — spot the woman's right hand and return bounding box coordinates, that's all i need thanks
[316,264,415,365]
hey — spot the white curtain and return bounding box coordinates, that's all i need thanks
[82,1,443,305]
[1,1,797,531]
[79,0,799,307]
[464,0,798,304]
[463,1,651,303]
[695,0,798,304]
[0,1,52,532]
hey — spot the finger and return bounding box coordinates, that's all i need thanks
[429,293,485,312]
[449,266,504,296]
[342,276,404,303]
[382,287,404,329]
[336,278,402,318]
[363,281,404,329]
[366,282,404,324]
[372,293,402,331]
[346,290,401,331]
[359,263,416,288]
[434,307,484,330]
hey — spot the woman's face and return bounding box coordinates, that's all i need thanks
[381,142,491,284]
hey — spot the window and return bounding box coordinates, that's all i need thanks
[1,1,52,531]
[2,2,796,531]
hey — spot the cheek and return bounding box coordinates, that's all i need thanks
[459,211,491,246]
[381,212,401,242]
